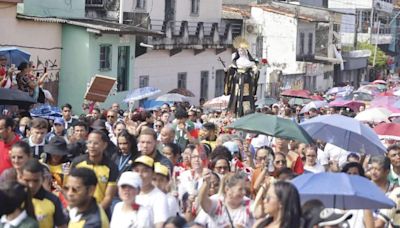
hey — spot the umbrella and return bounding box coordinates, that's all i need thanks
[300,101,328,114]
[357,85,382,95]
[123,87,161,103]
[309,95,324,101]
[351,92,374,102]
[329,100,365,112]
[300,114,386,155]
[168,88,195,97]
[374,123,400,141]
[288,97,311,106]
[142,99,171,111]
[0,47,30,67]
[372,80,387,85]
[227,113,314,144]
[326,86,353,95]
[370,96,400,113]
[156,93,189,102]
[255,97,278,107]
[30,104,62,120]
[292,172,395,209]
[354,108,392,123]
[377,91,394,96]
[203,95,230,110]
[0,88,36,107]
[281,89,310,98]
[394,90,400,97]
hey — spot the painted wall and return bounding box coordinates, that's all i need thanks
[60,25,136,112]
[22,0,85,18]
[134,49,232,105]
[251,7,302,75]
[174,0,222,23]
[124,0,166,21]
[59,25,90,112]
[0,2,62,101]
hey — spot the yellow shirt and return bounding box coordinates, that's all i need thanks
[32,187,67,228]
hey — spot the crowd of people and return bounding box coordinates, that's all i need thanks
[0,91,399,228]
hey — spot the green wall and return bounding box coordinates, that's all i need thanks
[60,25,136,113]
[22,0,85,18]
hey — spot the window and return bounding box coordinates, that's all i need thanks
[308,33,313,55]
[136,0,145,9]
[191,0,199,15]
[100,44,111,71]
[215,69,225,97]
[299,32,305,55]
[139,75,149,88]
[200,71,209,99]
[117,46,130,91]
[177,72,187,89]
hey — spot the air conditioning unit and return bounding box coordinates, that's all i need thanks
[246,23,258,34]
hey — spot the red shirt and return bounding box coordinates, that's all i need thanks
[0,134,20,174]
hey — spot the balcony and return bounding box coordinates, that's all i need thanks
[147,20,233,54]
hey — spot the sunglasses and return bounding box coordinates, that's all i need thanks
[274,160,286,164]
[107,115,116,118]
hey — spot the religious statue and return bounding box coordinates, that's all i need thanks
[224,37,260,117]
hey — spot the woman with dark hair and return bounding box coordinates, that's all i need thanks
[341,162,365,177]
[255,181,302,228]
[163,216,187,228]
[162,143,181,166]
[0,181,38,227]
[210,156,230,178]
[0,141,31,182]
[111,130,139,175]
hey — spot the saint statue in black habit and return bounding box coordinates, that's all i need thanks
[224,37,260,117]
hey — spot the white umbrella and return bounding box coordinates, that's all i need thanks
[123,87,161,103]
[156,93,189,102]
[355,108,392,123]
[203,95,230,110]
[300,101,328,114]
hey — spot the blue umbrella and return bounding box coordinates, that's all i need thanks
[123,87,161,103]
[292,172,395,209]
[30,104,62,120]
[300,114,386,155]
[0,47,30,67]
[142,99,171,110]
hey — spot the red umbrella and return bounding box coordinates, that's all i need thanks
[370,96,400,113]
[168,88,195,97]
[329,100,365,112]
[310,95,324,101]
[374,123,400,140]
[377,91,394,97]
[281,89,310,99]
[372,80,387,85]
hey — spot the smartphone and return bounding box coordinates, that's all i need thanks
[44,67,47,73]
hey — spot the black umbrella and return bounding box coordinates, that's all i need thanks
[0,88,36,107]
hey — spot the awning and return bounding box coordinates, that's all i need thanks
[17,14,163,36]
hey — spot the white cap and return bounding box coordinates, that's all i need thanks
[118,171,142,189]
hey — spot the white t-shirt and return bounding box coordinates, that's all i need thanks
[304,162,325,173]
[136,187,169,225]
[167,194,180,217]
[178,169,205,200]
[110,202,153,228]
[205,196,254,228]
[320,143,350,168]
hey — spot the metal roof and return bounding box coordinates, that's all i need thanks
[17,14,163,36]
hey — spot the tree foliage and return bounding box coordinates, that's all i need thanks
[356,42,388,69]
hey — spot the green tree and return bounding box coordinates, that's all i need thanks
[356,42,388,69]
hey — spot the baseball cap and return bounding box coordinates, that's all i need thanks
[154,162,169,177]
[133,155,154,169]
[118,171,142,189]
[223,141,239,155]
[53,117,65,126]
[318,208,353,227]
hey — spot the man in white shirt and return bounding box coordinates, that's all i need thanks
[304,145,325,173]
[133,155,169,228]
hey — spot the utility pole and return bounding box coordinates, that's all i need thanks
[369,0,375,44]
[119,0,125,24]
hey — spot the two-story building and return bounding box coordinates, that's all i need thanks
[239,1,343,95]
[16,0,159,111]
